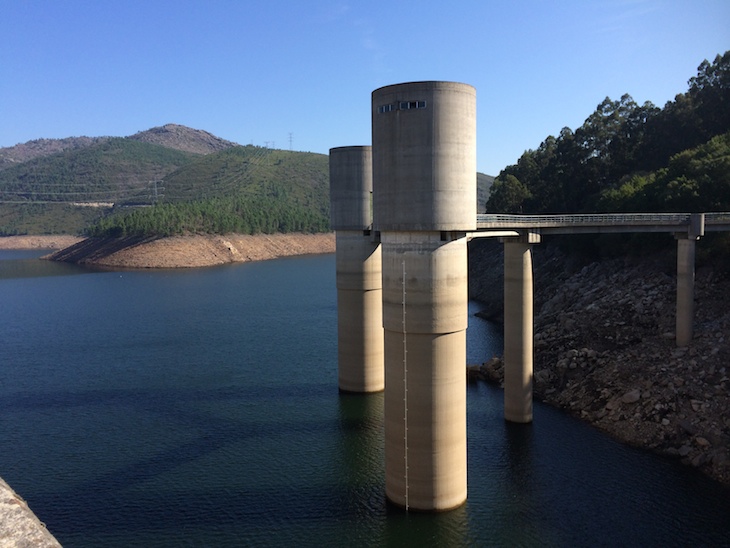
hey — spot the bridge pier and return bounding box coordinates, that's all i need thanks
[676,237,696,347]
[373,81,476,511]
[675,214,704,347]
[330,146,384,393]
[502,232,539,423]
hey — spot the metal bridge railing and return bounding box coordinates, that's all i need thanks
[476,212,730,229]
[706,212,730,223]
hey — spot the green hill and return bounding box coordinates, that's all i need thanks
[0,138,197,206]
[0,118,518,238]
[162,146,329,213]
[0,120,338,236]
[487,51,730,215]
[88,146,332,237]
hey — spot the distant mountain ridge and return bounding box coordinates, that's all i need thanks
[0,123,496,235]
[0,124,238,170]
[0,136,110,169]
[127,124,238,155]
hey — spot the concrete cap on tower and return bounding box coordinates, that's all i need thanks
[372,81,477,232]
[329,146,373,231]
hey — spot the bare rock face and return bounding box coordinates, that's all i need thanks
[127,124,238,155]
[468,243,730,487]
[0,478,61,547]
[0,124,238,170]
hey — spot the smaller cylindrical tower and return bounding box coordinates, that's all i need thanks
[329,146,384,393]
[330,146,373,230]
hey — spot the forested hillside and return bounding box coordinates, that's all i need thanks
[487,51,730,215]
[162,146,329,210]
[89,147,331,237]
[0,138,197,204]
[0,124,495,238]
[0,126,331,236]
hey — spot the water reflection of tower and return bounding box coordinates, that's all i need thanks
[336,393,385,509]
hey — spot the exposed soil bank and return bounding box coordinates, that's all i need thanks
[468,239,730,488]
[25,232,335,268]
[0,235,84,250]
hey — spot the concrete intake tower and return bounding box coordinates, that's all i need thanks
[373,81,476,511]
[329,146,384,393]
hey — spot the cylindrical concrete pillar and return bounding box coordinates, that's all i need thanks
[384,330,467,509]
[330,146,384,393]
[381,232,468,511]
[335,231,383,392]
[503,239,534,423]
[676,237,696,347]
[372,81,475,511]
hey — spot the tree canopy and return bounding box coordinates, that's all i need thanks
[487,51,730,215]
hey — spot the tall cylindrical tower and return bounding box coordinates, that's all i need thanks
[329,146,384,393]
[373,81,477,233]
[372,81,476,511]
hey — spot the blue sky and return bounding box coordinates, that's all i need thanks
[1,1,728,175]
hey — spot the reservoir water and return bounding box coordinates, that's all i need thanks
[1,250,729,547]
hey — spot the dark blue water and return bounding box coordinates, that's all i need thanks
[1,250,729,547]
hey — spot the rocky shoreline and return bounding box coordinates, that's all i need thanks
[468,239,730,488]
[0,477,61,547]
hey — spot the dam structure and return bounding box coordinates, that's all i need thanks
[329,80,730,512]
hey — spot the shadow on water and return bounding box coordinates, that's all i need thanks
[0,250,90,280]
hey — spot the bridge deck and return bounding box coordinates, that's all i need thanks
[475,212,730,235]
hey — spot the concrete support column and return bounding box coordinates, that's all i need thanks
[675,214,704,348]
[503,235,537,423]
[676,237,696,347]
[336,231,383,392]
[382,232,468,511]
[330,146,384,393]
